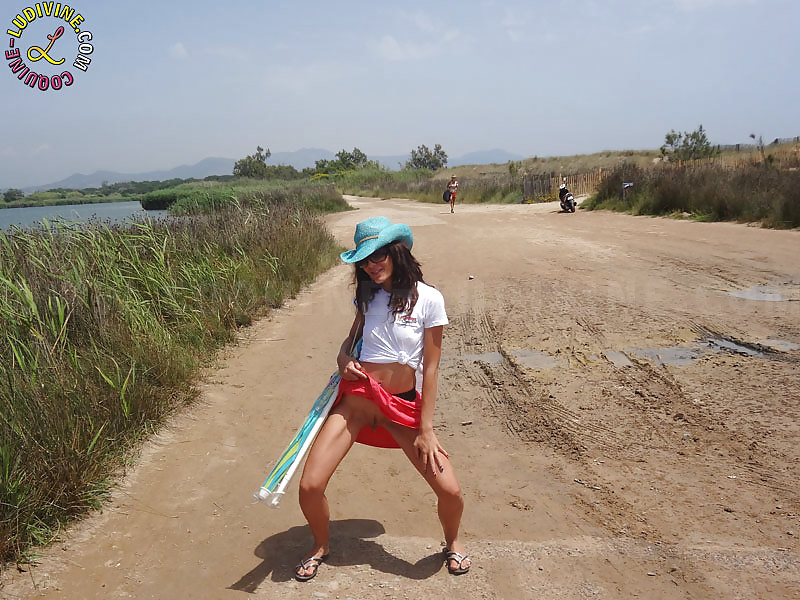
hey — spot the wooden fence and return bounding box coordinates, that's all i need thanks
[670,151,798,171]
[719,136,799,151]
[522,169,607,203]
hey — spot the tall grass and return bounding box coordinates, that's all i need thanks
[583,160,800,228]
[336,167,523,204]
[334,167,436,200]
[1,194,129,209]
[140,180,347,215]
[0,198,342,564]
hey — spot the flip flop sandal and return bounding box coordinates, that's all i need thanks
[294,554,329,582]
[443,548,471,575]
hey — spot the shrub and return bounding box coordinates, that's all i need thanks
[584,160,800,228]
[139,181,349,215]
[0,197,343,563]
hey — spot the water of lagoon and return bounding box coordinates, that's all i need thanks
[0,201,168,231]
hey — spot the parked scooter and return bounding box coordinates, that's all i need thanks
[559,180,576,213]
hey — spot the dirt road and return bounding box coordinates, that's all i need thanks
[3,196,799,599]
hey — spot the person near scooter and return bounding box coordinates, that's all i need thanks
[558,181,569,204]
[559,179,576,212]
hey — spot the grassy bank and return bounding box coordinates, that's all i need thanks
[0,195,133,209]
[335,167,523,204]
[2,179,213,209]
[436,149,662,182]
[582,160,800,228]
[0,193,344,564]
[339,145,798,211]
[138,179,345,215]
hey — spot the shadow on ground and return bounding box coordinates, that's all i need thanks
[229,518,443,592]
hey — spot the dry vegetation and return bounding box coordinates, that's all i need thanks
[0,194,345,564]
[437,142,800,179]
[436,149,661,180]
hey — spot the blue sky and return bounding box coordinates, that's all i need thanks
[2,0,797,188]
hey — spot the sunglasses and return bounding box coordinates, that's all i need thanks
[356,246,391,268]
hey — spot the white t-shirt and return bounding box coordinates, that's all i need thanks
[359,282,448,373]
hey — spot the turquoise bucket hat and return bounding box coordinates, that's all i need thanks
[340,216,413,263]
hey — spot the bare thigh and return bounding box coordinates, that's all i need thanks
[301,393,391,488]
[382,422,462,497]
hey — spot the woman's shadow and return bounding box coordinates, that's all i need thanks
[229,518,443,592]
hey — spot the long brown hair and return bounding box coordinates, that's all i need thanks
[354,241,424,317]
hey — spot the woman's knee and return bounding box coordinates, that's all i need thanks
[441,483,463,504]
[299,472,326,499]
[299,454,334,499]
[433,474,463,504]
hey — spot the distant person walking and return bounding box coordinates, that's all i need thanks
[446,175,459,214]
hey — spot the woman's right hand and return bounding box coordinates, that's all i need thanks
[339,356,368,381]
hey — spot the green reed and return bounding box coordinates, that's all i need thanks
[334,167,522,204]
[583,159,800,228]
[139,180,347,215]
[0,197,342,563]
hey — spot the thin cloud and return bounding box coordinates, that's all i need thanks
[391,8,441,34]
[501,9,525,28]
[169,42,189,59]
[263,61,359,94]
[500,7,528,44]
[204,45,248,62]
[370,35,439,61]
[370,8,463,61]
[673,0,757,10]
[410,11,437,33]
[632,24,656,34]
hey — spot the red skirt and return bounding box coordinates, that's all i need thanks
[335,375,421,448]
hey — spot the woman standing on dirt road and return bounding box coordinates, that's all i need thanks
[447,174,459,214]
[294,216,471,581]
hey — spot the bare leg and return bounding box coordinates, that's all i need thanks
[295,395,375,578]
[384,422,470,571]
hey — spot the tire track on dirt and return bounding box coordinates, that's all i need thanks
[615,337,799,498]
[446,291,797,591]
[442,307,741,589]
[447,308,627,454]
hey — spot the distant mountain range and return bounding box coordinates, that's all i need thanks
[19,157,236,193]
[19,148,525,192]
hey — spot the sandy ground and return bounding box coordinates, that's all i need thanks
[2,195,799,600]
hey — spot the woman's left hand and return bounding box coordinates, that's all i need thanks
[413,429,449,476]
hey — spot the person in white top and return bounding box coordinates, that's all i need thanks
[446,174,459,214]
[294,216,471,581]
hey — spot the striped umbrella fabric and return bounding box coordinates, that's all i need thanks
[254,340,361,508]
[254,372,341,508]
